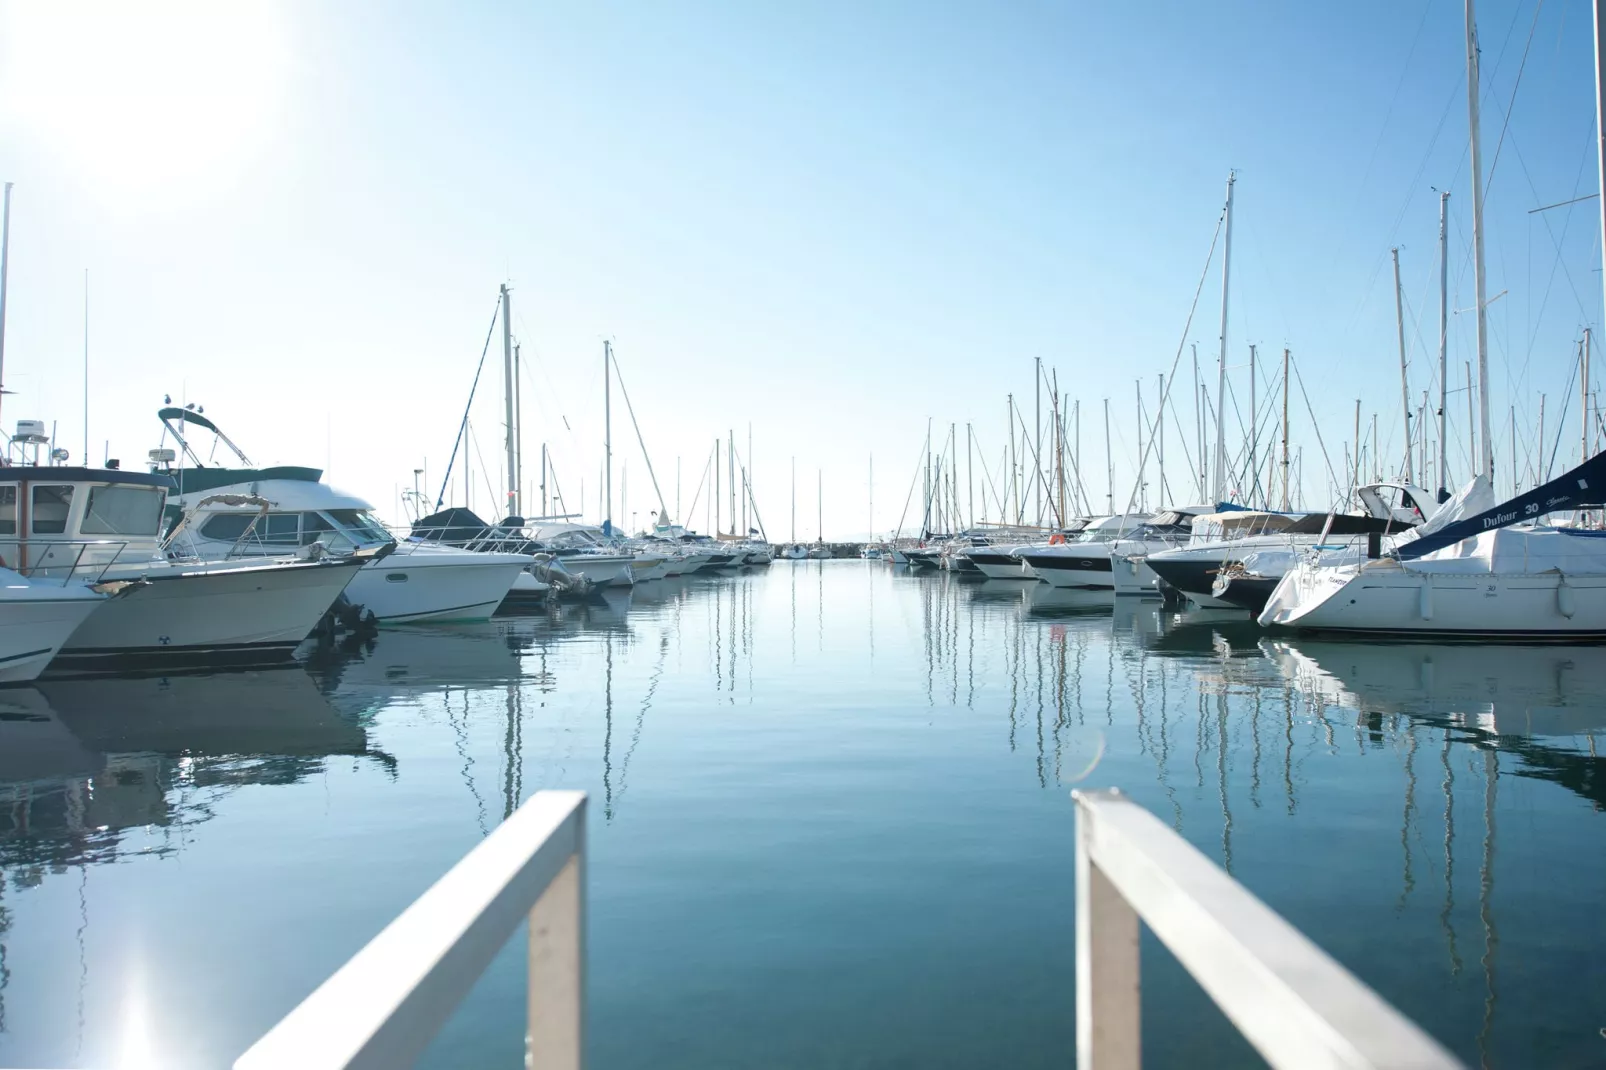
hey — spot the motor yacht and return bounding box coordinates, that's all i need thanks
[2,464,365,668]
[153,407,528,622]
[1014,513,1170,589]
[0,566,107,683]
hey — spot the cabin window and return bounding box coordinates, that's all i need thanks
[260,513,301,545]
[301,511,334,546]
[30,485,74,534]
[81,485,166,536]
[0,485,15,535]
[326,509,391,543]
[200,514,257,541]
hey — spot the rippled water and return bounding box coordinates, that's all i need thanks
[1,561,1602,1068]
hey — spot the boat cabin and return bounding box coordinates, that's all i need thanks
[167,478,397,560]
[0,467,174,577]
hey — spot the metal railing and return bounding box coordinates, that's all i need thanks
[235,791,586,1070]
[0,538,136,584]
[1073,789,1462,1070]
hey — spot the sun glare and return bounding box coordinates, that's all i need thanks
[0,0,287,207]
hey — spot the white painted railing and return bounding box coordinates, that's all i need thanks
[1074,789,1463,1070]
[235,790,586,1070]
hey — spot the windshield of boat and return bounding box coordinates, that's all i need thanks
[325,508,394,546]
[544,529,603,550]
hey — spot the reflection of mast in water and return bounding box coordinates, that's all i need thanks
[1440,730,1462,976]
[1476,748,1500,1067]
[789,560,797,665]
[611,628,671,820]
[712,578,723,693]
[1033,626,1045,788]
[1217,688,1233,875]
[602,632,615,817]
[450,689,488,837]
[1282,682,1296,815]
[1006,610,1019,751]
[1249,684,1262,810]
[501,683,523,821]
[1398,722,1417,909]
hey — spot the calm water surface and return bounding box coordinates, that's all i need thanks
[1,561,1603,1068]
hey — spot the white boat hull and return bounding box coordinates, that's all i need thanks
[347,552,527,623]
[557,555,634,588]
[1260,559,1606,637]
[1111,554,1163,597]
[56,559,362,667]
[0,593,103,683]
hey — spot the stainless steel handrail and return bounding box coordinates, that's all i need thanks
[235,791,586,1070]
[1073,789,1462,1070]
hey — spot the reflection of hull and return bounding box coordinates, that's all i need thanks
[0,591,104,683]
[349,552,527,623]
[1024,585,1115,616]
[1264,639,1606,735]
[0,689,99,782]
[309,623,525,693]
[1261,559,1606,637]
[56,558,362,669]
[39,670,368,755]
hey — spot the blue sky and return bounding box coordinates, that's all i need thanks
[0,0,1599,538]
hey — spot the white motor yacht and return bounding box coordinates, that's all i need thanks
[1014,513,1163,589]
[0,566,107,683]
[168,485,529,623]
[154,407,529,622]
[2,464,364,669]
[525,523,636,587]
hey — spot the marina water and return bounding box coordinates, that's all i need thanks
[2,561,1602,1067]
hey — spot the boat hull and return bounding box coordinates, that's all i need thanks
[965,551,1034,580]
[0,594,103,683]
[347,553,527,623]
[1260,561,1606,637]
[556,555,635,587]
[54,559,361,669]
[1017,552,1114,590]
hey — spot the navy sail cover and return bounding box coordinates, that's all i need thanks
[1398,451,1606,560]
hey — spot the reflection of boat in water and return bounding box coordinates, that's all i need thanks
[1265,639,1606,808]
[1121,608,1264,658]
[305,623,527,694]
[1023,585,1114,617]
[0,669,380,867]
[966,580,1031,605]
[1264,639,1606,736]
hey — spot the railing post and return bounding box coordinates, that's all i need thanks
[1075,790,1141,1070]
[527,817,584,1069]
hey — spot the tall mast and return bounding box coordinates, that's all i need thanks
[1248,344,1257,506]
[603,339,613,531]
[1103,397,1113,514]
[1437,192,1450,496]
[83,269,89,463]
[1391,247,1412,485]
[1280,347,1291,509]
[0,182,12,435]
[1156,375,1165,507]
[966,423,974,528]
[1007,395,1017,523]
[1034,357,1043,525]
[1592,0,1606,462]
[714,437,720,536]
[1584,329,1593,466]
[791,455,796,543]
[1466,0,1494,478]
[869,453,874,539]
[501,285,517,517]
[1193,343,1204,500]
[817,468,823,543]
[1213,171,1236,501]
[729,431,736,535]
[513,341,523,513]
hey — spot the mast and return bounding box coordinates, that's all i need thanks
[1438,192,1451,495]
[1248,344,1257,506]
[501,285,517,517]
[1281,347,1291,510]
[603,339,613,532]
[1193,343,1204,500]
[1103,397,1113,513]
[1595,0,1606,457]
[729,431,736,535]
[0,182,12,434]
[1213,171,1236,501]
[1034,357,1042,525]
[817,468,823,543]
[541,443,548,517]
[1466,0,1494,478]
[1584,329,1593,466]
[1392,247,1413,485]
[513,341,523,513]
[966,423,974,528]
[1466,362,1476,476]
[1157,374,1165,507]
[1007,395,1017,523]
[83,269,89,463]
[714,438,720,537]
[869,453,874,539]
[791,456,796,543]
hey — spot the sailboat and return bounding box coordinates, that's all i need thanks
[1259,453,1606,636]
[1259,0,1606,638]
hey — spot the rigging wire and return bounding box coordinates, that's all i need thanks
[434,298,503,509]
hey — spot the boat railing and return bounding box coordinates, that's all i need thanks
[1072,789,1462,1070]
[0,538,137,584]
[235,790,587,1070]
